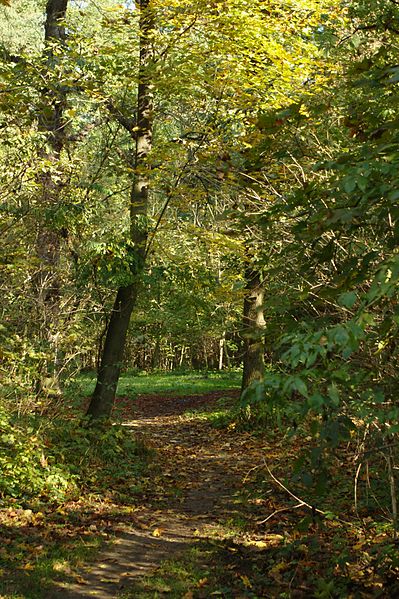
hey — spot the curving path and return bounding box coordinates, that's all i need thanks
[48,391,278,598]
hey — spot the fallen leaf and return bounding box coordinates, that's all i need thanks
[240,574,253,589]
[249,540,268,548]
[152,527,162,537]
[269,562,288,581]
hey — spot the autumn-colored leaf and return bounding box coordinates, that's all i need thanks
[240,574,253,588]
[152,527,163,537]
[269,562,288,581]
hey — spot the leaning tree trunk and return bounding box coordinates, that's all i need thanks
[86,0,154,419]
[240,266,266,394]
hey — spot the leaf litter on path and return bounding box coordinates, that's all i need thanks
[3,389,398,598]
[44,390,286,598]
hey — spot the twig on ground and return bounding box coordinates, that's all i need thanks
[262,460,326,516]
[242,464,263,483]
[354,461,362,521]
[257,502,305,524]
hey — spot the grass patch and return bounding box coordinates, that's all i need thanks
[182,395,239,428]
[65,369,242,402]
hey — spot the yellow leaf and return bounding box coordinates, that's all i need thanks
[251,540,268,548]
[269,562,287,581]
[152,527,162,537]
[240,574,253,589]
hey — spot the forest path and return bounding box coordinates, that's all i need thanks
[49,390,284,598]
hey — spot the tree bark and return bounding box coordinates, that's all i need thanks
[34,0,68,394]
[219,331,225,371]
[86,0,154,419]
[44,0,68,42]
[240,267,266,394]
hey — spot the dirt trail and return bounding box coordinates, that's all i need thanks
[49,391,272,598]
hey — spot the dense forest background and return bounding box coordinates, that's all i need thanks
[0,0,399,596]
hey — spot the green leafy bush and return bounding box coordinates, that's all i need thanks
[0,406,145,505]
[47,418,146,495]
[0,406,73,502]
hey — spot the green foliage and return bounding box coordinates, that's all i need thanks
[47,418,145,498]
[0,406,72,502]
[0,404,145,505]
[182,395,240,428]
[0,0,398,536]
[230,0,399,517]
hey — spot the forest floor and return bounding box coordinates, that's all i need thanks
[49,388,292,598]
[1,385,398,598]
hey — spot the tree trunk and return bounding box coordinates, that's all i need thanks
[37,0,68,284]
[152,335,161,369]
[86,0,154,419]
[219,331,225,371]
[34,0,68,395]
[86,284,140,419]
[241,267,266,394]
[179,345,186,368]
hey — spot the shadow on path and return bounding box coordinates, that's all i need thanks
[48,390,268,598]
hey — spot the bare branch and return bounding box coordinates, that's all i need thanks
[105,100,137,138]
[263,460,326,516]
